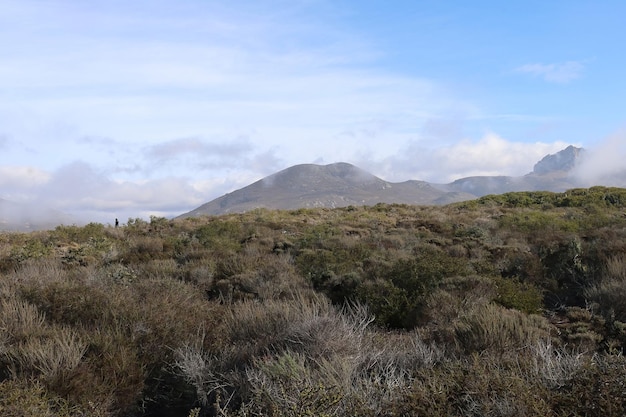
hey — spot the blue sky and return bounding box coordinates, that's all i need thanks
[1,0,625,223]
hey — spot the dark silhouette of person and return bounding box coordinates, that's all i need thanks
[115,218,119,228]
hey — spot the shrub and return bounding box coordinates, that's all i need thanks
[10,238,52,264]
[174,296,376,414]
[194,220,243,251]
[119,236,166,264]
[357,279,411,328]
[51,223,107,244]
[493,276,544,314]
[244,352,344,417]
[357,248,472,329]
[421,275,496,344]
[80,327,147,412]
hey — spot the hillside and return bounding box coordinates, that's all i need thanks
[2,187,626,416]
[180,145,588,217]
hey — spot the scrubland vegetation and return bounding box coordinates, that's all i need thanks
[3,186,626,416]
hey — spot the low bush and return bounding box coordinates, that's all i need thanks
[493,276,544,313]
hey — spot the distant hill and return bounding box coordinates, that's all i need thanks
[179,145,592,218]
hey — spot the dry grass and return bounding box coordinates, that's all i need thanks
[454,303,552,354]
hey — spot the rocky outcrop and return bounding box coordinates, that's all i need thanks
[533,145,585,175]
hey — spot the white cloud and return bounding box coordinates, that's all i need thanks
[0,166,51,190]
[0,161,208,223]
[0,0,472,145]
[146,137,253,164]
[572,131,626,187]
[368,134,571,184]
[514,61,585,83]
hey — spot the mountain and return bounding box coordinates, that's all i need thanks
[180,146,590,218]
[179,162,475,218]
[533,145,585,174]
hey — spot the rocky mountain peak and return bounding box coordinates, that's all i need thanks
[533,145,585,175]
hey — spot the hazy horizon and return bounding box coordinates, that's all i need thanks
[1,1,625,224]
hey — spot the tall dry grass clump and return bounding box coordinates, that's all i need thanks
[530,339,583,389]
[586,254,626,322]
[453,303,552,354]
[4,327,86,385]
[0,298,47,344]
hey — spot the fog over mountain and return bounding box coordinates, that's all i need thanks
[0,198,75,232]
[179,145,608,218]
[571,132,626,187]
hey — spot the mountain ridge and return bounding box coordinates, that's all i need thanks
[179,145,592,218]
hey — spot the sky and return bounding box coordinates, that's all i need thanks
[1,0,625,224]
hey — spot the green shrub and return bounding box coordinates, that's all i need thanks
[357,247,471,329]
[494,276,544,314]
[357,279,412,328]
[10,239,52,263]
[194,219,243,251]
[51,223,106,244]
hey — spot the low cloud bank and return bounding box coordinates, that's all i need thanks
[367,134,570,184]
[0,162,226,227]
[571,131,626,187]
